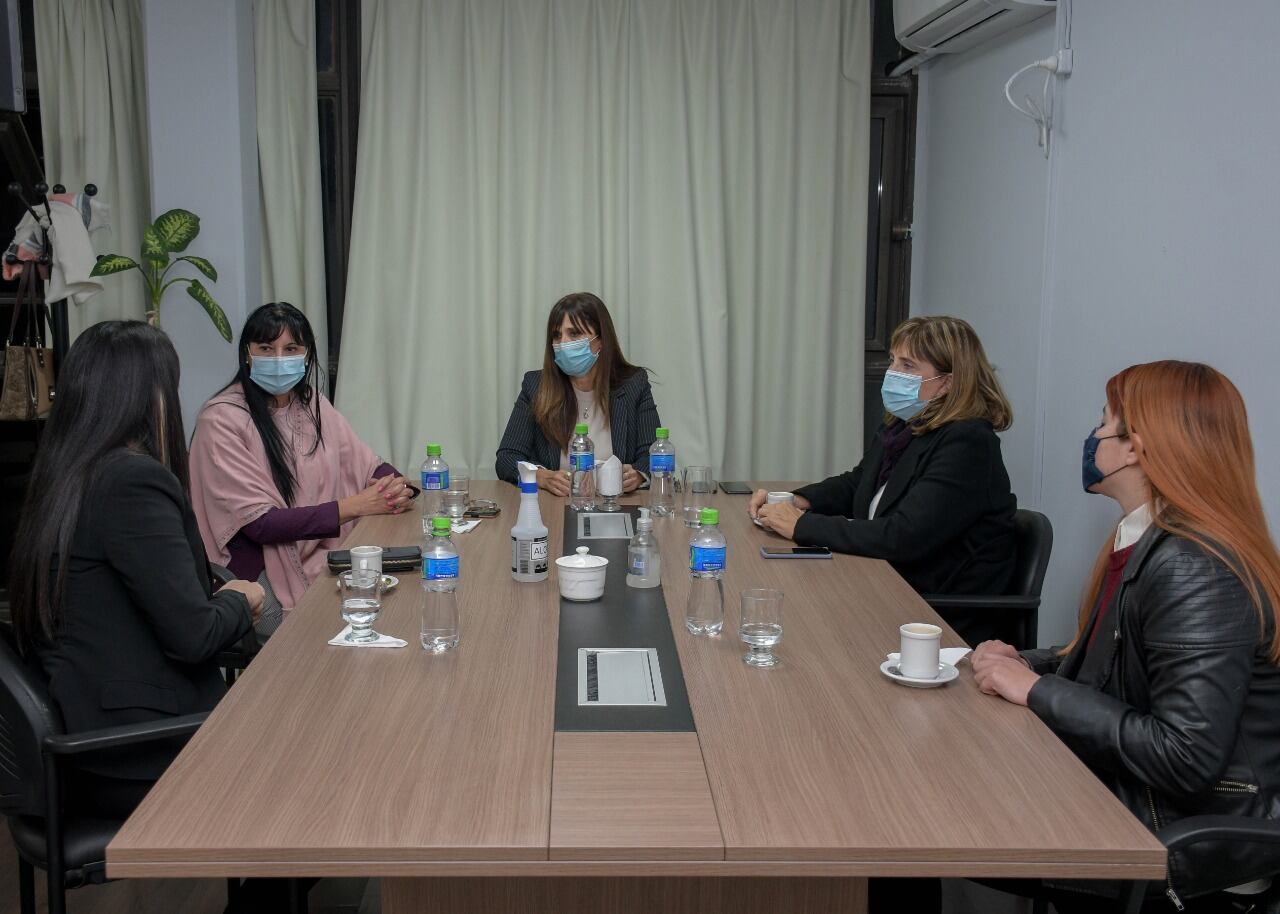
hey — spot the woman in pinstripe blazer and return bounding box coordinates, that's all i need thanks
[496,292,663,494]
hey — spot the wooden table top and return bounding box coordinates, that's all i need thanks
[107,482,1165,880]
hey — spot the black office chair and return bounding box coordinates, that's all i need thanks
[0,628,222,914]
[1002,816,1280,914]
[923,508,1053,650]
[1115,816,1280,914]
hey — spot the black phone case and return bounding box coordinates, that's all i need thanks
[719,481,752,495]
[327,546,422,574]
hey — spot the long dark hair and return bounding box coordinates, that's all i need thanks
[9,321,188,650]
[228,302,323,506]
[530,292,643,450]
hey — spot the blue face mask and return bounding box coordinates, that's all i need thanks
[1082,428,1123,492]
[881,369,943,421]
[250,355,307,396]
[553,336,599,378]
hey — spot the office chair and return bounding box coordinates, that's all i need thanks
[0,628,224,914]
[924,508,1053,650]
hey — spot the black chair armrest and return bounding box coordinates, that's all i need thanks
[923,594,1041,611]
[43,712,210,756]
[1157,815,1280,853]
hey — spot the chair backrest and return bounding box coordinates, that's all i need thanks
[1009,508,1054,601]
[0,628,62,818]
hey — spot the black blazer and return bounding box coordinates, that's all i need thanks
[35,451,252,781]
[793,419,1016,601]
[495,368,662,484]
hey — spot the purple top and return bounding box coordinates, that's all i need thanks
[225,462,401,581]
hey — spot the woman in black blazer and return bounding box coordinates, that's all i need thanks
[754,316,1017,636]
[496,292,662,494]
[8,321,262,820]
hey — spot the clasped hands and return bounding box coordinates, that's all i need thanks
[536,465,643,497]
[970,640,1039,706]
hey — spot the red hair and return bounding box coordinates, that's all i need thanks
[1067,361,1280,660]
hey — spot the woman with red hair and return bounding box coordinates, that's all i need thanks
[973,361,1280,909]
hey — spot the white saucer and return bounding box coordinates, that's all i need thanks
[752,516,765,527]
[336,574,399,593]
[879,659,959,689]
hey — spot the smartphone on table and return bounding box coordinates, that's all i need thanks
[759,546,832,559]
[719,480,752,495]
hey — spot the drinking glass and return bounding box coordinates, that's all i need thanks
[682,466,715,527]
[444,474,470,520]
[740,588,783,667]
[340,569,383,642]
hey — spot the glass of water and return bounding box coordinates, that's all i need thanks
[740,588,783,667]
[340,569,383,642]
[444,474,470,520]
[683,466,715,527]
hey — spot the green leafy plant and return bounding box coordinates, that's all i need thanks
[90,208,232,342]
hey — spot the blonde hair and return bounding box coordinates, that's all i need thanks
[889,316,1012,434]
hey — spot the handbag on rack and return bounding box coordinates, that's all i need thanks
[0,262,56,420]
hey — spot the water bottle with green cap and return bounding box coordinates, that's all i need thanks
[685,507,725,635]
[420,514,459,652]
[420,442,450,529]
[569,422,595,511]
[649,427,676,516]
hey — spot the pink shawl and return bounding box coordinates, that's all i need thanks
[188,385,383,610]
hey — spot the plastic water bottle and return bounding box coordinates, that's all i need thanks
[421,515,459,652]
[569,423,596,511]
[511,478,549,583]
[626,507,661,589]
[685,507,725,635]
[420,443,450,530]
[649,427,676,517]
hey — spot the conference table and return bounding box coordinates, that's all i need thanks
[107,482,1164,913]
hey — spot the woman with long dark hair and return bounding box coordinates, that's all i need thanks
[189,302,415,619]
[8,321,261,818]
[973,361,1280,909]
[496,292,662,493]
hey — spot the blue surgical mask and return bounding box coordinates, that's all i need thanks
[1082,428,1123,492]
[250,355,307,396]
[553,336,599,378]
[881,369,943,421]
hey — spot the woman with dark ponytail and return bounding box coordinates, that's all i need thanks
[189,303,416,623]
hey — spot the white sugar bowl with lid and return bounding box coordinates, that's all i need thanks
[555,546,609,601]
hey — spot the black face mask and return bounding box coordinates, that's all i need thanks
[1082,428,1123,493]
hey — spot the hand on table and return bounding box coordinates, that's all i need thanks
[220,579,266,621]
[339,477,409,523]
[622,465,643,493]
[972,651,1039,706]
[757,501,804,540]
[971,639,1024,668]
[537,467,572,497]
[748,489,810,519]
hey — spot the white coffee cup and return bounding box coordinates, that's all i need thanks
[766,491,795,506]
[350,545,383,576]
[898,622,942,679]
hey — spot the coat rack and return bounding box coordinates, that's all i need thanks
[4,180,97,365]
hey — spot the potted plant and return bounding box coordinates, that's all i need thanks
[90,208,232,341]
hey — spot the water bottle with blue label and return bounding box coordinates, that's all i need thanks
[685,507,725,635]
[569,422,596,511]
[420,515,459,652]
[420,443,450,531]
[648,427,676,517]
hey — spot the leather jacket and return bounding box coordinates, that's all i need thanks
[1023,527,1280,900]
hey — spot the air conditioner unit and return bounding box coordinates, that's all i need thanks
[894,0,1055,56]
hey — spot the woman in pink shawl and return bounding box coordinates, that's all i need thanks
[189,303,416,625]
